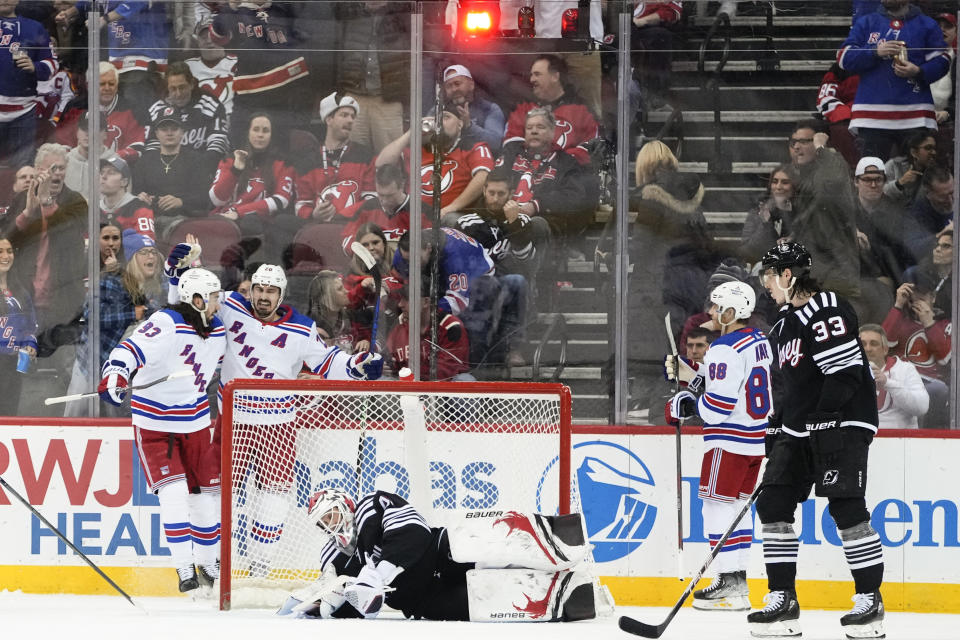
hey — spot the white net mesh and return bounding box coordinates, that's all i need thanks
[221,380,572,610]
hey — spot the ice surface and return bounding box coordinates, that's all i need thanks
[1,591,956,639]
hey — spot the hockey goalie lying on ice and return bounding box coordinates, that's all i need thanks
[276,489,599,622]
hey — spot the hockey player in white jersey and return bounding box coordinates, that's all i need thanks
[163,241,383,580]
[98,268,226,593]
[277,489,599,622]
[664,280,772,610]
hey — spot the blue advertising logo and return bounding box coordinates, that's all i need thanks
[538,440,658,562]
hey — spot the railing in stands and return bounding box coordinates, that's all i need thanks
[698,11,732,173]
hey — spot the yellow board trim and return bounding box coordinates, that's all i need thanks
[3,567,959,613]
[601,576,960,613]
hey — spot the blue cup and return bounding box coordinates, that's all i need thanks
[16,349,30,374]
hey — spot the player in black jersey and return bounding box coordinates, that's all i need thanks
[749,242,884,639]
[277,489,600,622]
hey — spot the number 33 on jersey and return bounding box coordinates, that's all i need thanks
[698,327,773,456]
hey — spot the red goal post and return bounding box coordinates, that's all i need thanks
[219,379,573,610]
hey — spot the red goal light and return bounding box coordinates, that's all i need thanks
[561,8,579,38]
[458,1,500,38]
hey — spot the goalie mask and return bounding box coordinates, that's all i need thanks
[307,489,357,551]
[710,280,755,321]
[178,268,221,324]
[251,264,287,306]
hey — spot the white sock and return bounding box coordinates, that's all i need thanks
[157,479,194,569]
[702,498,752,575]
[189,488,220,568]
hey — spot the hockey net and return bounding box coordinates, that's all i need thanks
[219,379,574,610]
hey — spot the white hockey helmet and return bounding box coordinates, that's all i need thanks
[307,488,357,551]
[251,263,287,305]
[178,268,222,308]
[710,280,756,321]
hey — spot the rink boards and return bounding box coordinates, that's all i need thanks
[0,421,958,612]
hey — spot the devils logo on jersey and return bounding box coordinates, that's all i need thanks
[420,160,459,197]
[554,119,573,150]
[903,330,935,368]
[320,180,360,211]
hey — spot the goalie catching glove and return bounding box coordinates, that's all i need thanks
[347,351,384,380]
[664,390,697,427]
[98,360,130,406]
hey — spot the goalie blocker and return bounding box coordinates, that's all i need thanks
[277,489,597,622]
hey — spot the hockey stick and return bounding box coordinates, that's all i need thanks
[0,475,144,611]
[618,483,764,638]
[664,313,683,580]
[44,370,195,405]
[350,241,383,350]
[350,242,383,496]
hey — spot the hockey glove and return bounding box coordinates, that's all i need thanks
[98,360,129,406]
[664,390,697,427]
[164,243,197,286]
[764,424,781,458]
[663,354,699,386]
[347,351,384,380]
[278,569,351,618]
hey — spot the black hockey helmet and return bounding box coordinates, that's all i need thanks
[761,241,812,275]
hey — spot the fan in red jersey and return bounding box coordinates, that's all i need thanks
[294,92,376,221]
[376,109,493,218]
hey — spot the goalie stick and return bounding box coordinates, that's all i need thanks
[665,313,683,580]
[0,475,143,611]
[44,369,195,405]
[618,483,764,638]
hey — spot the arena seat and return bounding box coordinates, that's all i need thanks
[164,217,244,274]
[287,221,349,274]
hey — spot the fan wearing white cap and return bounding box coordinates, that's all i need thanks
[440,64,505,153]
[293,91,375,221]
[664,279,772,612]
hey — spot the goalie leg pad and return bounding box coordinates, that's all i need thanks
[465,568,595,622]
[450,511,588,571]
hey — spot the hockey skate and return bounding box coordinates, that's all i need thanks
[692,570,750,610]
[196,562,220,598]
[177,565,199,593]
[840,591,885,639]
[747,589,801,637]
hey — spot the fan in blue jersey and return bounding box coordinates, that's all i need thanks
[277,489,601,622]
[394,227,507,368]
[665,280,772,611]
[0,0,57,168]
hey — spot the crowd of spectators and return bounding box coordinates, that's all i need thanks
[0,1,956,429]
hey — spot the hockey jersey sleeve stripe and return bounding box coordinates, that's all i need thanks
[382,506,430,532]
[120,339,147,367]
[224,295,251,315]
[276,321,311,337]
[812,339,861,362]
[312,347,341,377]
[704,391,737,408]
